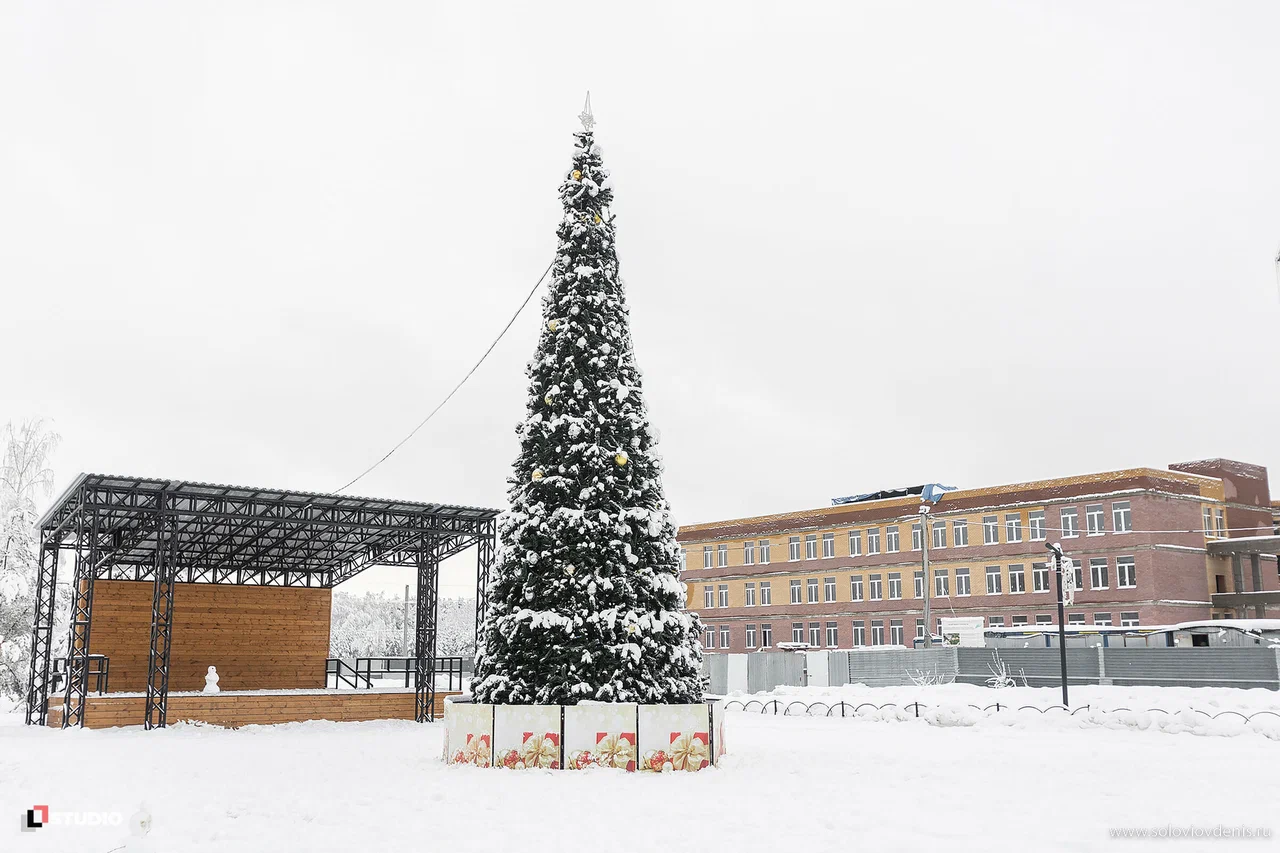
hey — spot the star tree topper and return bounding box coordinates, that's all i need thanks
[579,91,594,131]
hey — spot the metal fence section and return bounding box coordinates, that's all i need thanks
[1101,647,1280,689]
[702,646,1280,693]
[956,648,1100,688]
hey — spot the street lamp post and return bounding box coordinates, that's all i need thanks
[919,505,931,648]
[1045,541,1069,707]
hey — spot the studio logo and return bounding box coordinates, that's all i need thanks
[19,804,123,832]
[22,805,48,832]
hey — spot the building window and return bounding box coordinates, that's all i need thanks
[1032,562,1050,593]
[1120,611,1140,627]
[985,565,1002,595]
[914,570,924,598]
[823,577,837,602]
[790,579,802,604]
[746,624,757,648]
[871,621,885,645]
[789,536,801,562]
[888,572,902,599]
[848,530,862,557]
[717,543,728,567]
[679,548,687,571]
[805,534,818,560]
[932,520,947,549]
[705,626,718,648]
[983,515,999,544]
[826,621,839,648]
[760,623,773,647]
[791,622,804,643]
[988,616,1005,628]
[915,618,926,638]
[1203,507,1214,536]
[1085,504,1105,536]
[720,627,730,648]
[868,574,883,600]
[1029,510,1046,541]
[1215,509,1226,538]
[1090,558,1108,590]
[760,582,772,605]
[852,621,866,646]
[718,584,729,607]
[1116,556,1136,588]
[1011,615,1028,626]
[1112,501,1132,533]
[889,619,904,645]
[1035,614,1053,625]
[953,519,969,547]
[703,546,713,568]
[759,540,771,564]
[1068,613,1086,625]
[867,528,880,554]
[744,582,756,607]
[955,567,971,596]
[807,578,819,603]
[934,569,949,597]
[809,622,821,647]
[1060,507,1079,538]
[703,586,714,608]
[743,541,755,565]
[1071,559,1084,590]
[1093,613,1112,626]
[1009,564,1026,593]
[850,575,864,601]
[1004,514,1022,543]
[822,532,835,558]
[911,523,923,551]
[885,526,900,553]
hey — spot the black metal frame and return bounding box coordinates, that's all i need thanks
[325,656,464,691]
[24,473,499,728]
[49,654,110,695]
[474,518,496,651]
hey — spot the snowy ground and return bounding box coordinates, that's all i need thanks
[2,685,1278,852]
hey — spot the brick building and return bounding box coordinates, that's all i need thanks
[678,459,1279,653]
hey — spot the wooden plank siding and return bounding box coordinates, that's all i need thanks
[86,580,332,692]
[46,691,458,729]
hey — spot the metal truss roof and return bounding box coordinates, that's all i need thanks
[38,473,501,587]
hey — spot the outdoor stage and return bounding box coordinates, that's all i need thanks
[45,687,463,729]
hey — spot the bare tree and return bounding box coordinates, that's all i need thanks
[0,419,62,702]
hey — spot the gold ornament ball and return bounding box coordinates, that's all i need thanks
[531,469,544,481]
[571,170,581,180]
[615,453,629,467]
[544,394,554,406]
[593,214,602,224]
[548,319,559,331]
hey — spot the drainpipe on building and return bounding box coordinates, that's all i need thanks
[919,505,932,649]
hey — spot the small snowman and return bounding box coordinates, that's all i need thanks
[120,802,153,852]
[203,665,220,694]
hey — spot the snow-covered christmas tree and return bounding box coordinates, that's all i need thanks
[472,99,703,706]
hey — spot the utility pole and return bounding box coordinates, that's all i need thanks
[919,505,932,648]
[403,584,410,657]
[1045,542,1069,707]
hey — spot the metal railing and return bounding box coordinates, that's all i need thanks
[325,657,464,691]
[49,655,110,695]
[720,698,1280,724]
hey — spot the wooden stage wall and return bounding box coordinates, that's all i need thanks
[87,580,332,692]
[46,691,458,729]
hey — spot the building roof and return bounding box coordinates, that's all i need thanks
[38,473,499,587]
[678,465,1222,542]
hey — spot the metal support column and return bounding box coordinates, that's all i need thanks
[24,539,60,726]
[145,492,179,729]
[1231,554,1245,618]
[1251,554,1265,618]
[474,519,496,652]
[61,495,98,728]
[414,535,441,722]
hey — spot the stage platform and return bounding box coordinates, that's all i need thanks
[46,688,461,729]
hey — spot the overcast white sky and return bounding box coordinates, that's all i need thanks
[3,2,1278,598]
